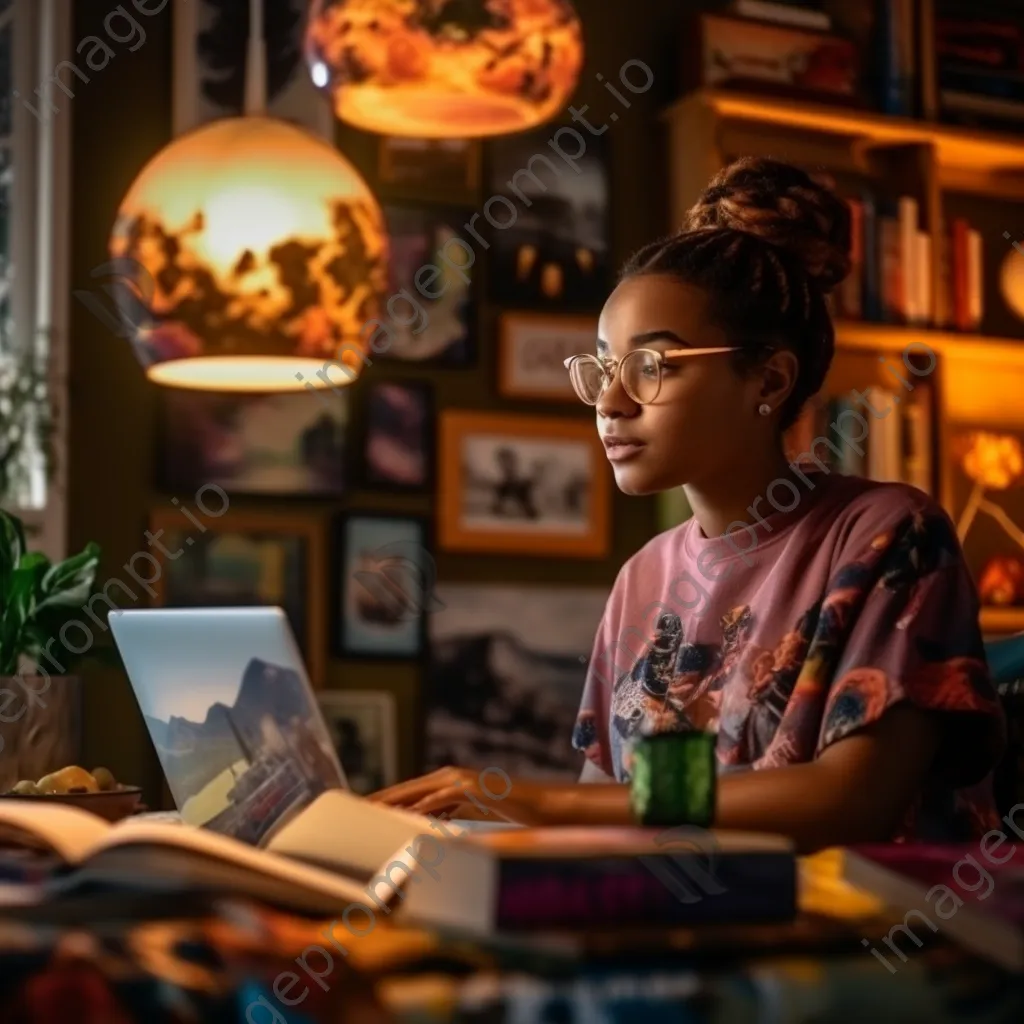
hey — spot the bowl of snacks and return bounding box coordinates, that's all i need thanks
[3,766,143,821]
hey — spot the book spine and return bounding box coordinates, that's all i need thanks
[862,193,881,321]
[879,215,902,323]
[952,217,970,331]
[838,197,864,320]
[902,396,933,495]
[915,230,932,326]
[495,856,798,931]
[731,0,832,31]
[898,196,919,322]
[968,227,984,330]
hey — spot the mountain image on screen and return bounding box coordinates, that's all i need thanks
[144,658,342,844]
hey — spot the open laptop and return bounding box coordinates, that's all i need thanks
[110,607,349,847]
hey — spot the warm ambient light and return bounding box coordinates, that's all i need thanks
[304,0,584,138]
[109,116,388,391]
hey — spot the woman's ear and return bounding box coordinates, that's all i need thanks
[759,349,799,411]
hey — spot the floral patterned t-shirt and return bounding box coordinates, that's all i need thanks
[572,471,1007,841]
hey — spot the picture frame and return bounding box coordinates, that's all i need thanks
[425,583,609,778]
[485,125,610,310]
[147,509,328,687]
[498,313,596,402]
[438,410,609,558]
[334,513,434,659]
[173,0,333,139]
[361,379,434,492]
[380,202,477,365]
[378,136,482,196]
[158,389,349,497]
[318,690,399,796]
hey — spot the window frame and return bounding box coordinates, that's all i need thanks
[1,0,70,559]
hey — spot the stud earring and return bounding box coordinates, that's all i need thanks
[758,403,772,417]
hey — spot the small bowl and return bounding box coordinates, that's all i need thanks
[0,786,144,822]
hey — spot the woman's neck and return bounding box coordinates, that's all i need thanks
[683,448,800,540]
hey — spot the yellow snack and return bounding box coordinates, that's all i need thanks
[11,780,39,796]
[36,766,99,795]
[91,767,116,792]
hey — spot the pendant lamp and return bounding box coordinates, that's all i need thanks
[109,0,387,392]
[305,0,584,138]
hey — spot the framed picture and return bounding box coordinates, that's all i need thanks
[173,0,333,138]
[380,203,476,365]
[334,514,433,658]
[438,410,609,558]
[378,136,481,196]
[950,426,1024,627]
[148,510,328,686]
[362,380,434,491]
[159,390,349,496]
[425,583,608,779]
[485,125,610,310]
[499,313,595,402]
[318,690,399,795]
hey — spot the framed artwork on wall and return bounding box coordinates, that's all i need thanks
[485,125,610,310]
[379,203,476,365]
[950,425,1024,632]
[159,390,349,497]
[148,509,328,686]
[378,136,482,196]
[318,690,399,795]
[173,0,333,138]
[361,380,434,491]
[334,513,434,659]
[425,583,608,778]
[498,312,595,402]
[438,410,609,558]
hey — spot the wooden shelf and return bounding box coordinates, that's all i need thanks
[666,90,1024,176]
[981,607,1024,635]
[835,322,1024,367]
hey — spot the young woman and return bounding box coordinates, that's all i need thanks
[372,158,1007,852]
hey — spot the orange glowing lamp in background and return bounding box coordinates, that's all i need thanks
[305,0,584,138]
[109,117,387,392]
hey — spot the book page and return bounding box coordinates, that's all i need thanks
[266,789,465,879]
[0,802,112,863]
[89,816,368,905]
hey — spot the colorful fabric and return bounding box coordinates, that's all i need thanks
[573,472,1007,841]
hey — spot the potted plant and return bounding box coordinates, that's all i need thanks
[0,507,102,790]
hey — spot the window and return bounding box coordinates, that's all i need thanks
[0,0,69,559]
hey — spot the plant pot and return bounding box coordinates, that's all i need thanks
[0,676,82,792]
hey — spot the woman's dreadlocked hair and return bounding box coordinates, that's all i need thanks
[621,157,852,430]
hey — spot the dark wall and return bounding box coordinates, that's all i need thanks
[69,0,685,801]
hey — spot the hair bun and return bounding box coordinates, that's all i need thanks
[683,157,852,294]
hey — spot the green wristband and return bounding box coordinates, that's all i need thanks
[629,731,716,828]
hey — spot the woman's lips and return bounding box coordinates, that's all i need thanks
[603,438,646,462]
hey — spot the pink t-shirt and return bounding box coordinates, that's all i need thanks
[573,471,1007,841]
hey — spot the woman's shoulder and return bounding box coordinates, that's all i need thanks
[822,474,949,539]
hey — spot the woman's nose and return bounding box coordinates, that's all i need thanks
[596,370,638,419]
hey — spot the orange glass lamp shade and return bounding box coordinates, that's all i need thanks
[305,0,584,138]
[110,117,388,392]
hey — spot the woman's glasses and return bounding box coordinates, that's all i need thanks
[563,346,740,406]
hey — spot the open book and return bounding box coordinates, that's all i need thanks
[0,791,796,935]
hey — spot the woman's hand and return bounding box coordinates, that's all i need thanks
[368,765,635,828]
[368,766,552,824]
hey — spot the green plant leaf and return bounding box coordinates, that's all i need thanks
[0,510,26,602]
[38,543,100,610]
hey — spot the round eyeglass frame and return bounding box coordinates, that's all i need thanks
[563,346,741,406]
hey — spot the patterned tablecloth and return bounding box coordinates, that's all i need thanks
[0,863,1020,1024]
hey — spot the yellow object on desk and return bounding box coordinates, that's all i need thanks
[799,849,886,920]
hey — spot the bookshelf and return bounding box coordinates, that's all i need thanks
[664,87,1024,633]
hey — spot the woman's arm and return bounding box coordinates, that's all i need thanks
[372,705,942,853]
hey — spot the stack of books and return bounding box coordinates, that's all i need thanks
[786,386,933,494]
[834,191,984,332]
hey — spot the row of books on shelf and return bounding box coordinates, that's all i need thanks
[834,193,984,333]
[787,387,933,494]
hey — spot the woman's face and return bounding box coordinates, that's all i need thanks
[594,275,770,496]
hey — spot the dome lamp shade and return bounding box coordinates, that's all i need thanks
[109,116,388,392]
[305,0,584,139]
